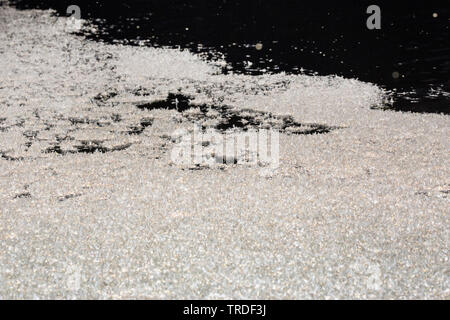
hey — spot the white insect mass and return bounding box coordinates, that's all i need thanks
[0,5,448,299]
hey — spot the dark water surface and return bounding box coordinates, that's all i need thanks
[8,0,450,114]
